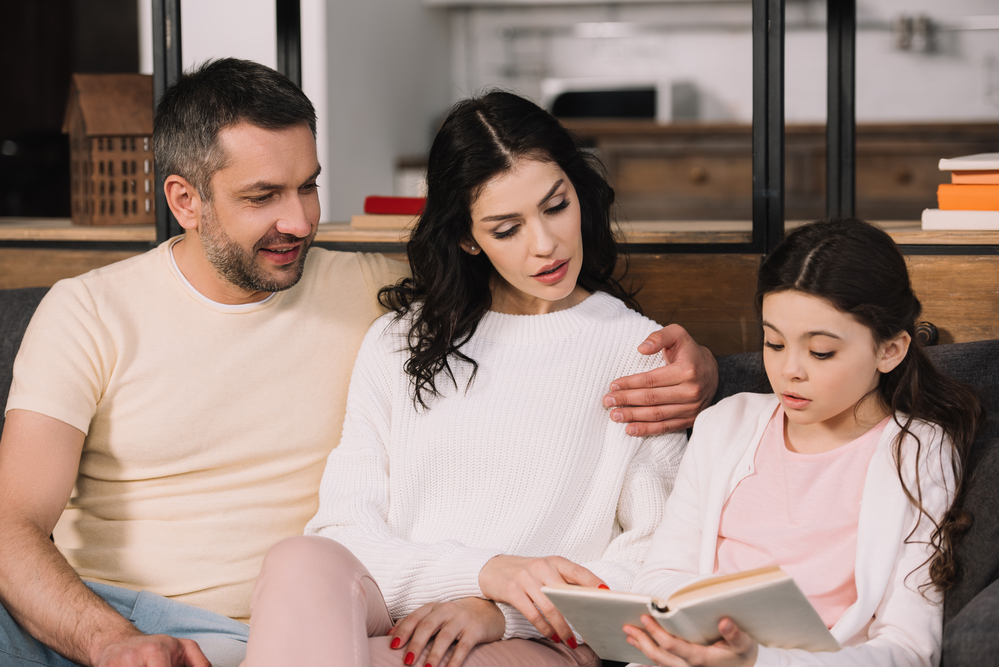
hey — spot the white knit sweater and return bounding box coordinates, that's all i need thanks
[305,291,687,639]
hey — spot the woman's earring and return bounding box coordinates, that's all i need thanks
[470,245,476,251]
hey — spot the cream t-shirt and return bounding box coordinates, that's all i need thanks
[6,239,408,621]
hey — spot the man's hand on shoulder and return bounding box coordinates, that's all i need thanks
[603,324,719,435]
[93,633,210,667]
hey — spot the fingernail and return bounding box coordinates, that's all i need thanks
[720,619,732,633]
[425,664,433,667]
[611,410,623,422]
[567,636,578,649]
[640,341,655,351]
[598,584,610,590]
[603,395,616,407]
[390,637,401,650]
[627,424,637,436]
[610,383,620,392]
[551,633,562,644]
[404,652,415,665]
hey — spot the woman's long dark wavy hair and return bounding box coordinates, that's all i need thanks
[379,91,638,409]
[755,218,984,592]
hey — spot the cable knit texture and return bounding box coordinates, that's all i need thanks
[305,291,687,640]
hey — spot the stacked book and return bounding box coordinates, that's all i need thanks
[922,154,999,230]
[350,196,425,229]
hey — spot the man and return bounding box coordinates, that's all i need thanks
[0,59,717,667]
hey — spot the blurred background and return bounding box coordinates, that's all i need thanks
[2,0,998,223]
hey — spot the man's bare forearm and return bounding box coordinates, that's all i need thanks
[0,517,142,666]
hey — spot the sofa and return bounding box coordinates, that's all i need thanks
[1,285,996,665]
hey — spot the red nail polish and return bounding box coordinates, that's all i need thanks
[567,636,578,649]
[390,637,401,650]
[425,664,433,667]
[551,633,562,644]
[404,652,415,665]
[598,584,610,590]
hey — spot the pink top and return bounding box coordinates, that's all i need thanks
[714,406,889,628]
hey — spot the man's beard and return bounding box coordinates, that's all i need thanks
[199,205,314,293]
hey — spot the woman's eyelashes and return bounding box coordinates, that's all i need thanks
[764,341,783,352]
[545,198,569,216]
[492,224,518,240]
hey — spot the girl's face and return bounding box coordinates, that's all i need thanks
[464,158,589,315]
[761,290,910,450]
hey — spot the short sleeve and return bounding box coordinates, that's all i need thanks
[5,279,114,434]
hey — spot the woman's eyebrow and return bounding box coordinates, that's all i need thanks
[537,179,563,207]
[479,179,566,223]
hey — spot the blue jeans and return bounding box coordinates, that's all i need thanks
[0,581,249,667]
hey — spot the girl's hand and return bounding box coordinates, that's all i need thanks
[478,554,606,645]
[388,597,505,667]
[623,615,758,667]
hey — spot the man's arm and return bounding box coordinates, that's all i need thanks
[0,409,208,667]
[603,324,719,436]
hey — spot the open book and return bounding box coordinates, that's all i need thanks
[542,566,839,664]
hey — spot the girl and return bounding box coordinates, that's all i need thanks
[240,91,689,667]
[625,218,983,667]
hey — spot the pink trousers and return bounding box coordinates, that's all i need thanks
[241,536,600,667]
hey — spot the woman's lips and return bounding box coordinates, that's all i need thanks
[533,260,569,285]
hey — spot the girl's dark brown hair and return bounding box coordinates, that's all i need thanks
[379,91,638,409]
[755,218,984,592]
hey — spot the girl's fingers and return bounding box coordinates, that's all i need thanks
[623,624,686,667]
[638,615,700,664]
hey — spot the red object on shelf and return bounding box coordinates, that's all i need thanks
[364,196,425,215]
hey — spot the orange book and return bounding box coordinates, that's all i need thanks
[952,171,999,185]
[937,184,999,210]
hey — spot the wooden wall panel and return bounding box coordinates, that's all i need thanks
[0,248,144,289]
[623,254,761,357]
[2,249,996,357]
[907,255,999,346]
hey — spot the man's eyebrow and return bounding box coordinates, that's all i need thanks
[479,179,565,223]
[238,166,322,194]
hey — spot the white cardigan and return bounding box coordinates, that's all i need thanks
[633,393,954,667]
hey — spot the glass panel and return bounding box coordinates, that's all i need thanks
[449,2,757,242]
[855,1,999,225]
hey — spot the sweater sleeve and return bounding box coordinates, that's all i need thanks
[631,406,722,601]
[304,317,503,621]
[497,428,689,641]
[585,429,688,590]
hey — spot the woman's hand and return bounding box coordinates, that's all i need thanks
[388,597,504,667]
[478,554,605,646]
[604,324,719,435]
[623,615,758,667]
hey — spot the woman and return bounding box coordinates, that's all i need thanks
[241,91,688,667]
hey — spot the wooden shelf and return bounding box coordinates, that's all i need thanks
[2,217,998,246]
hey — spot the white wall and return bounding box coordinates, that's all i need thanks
[450,0,999,123]
[139,0,451,222]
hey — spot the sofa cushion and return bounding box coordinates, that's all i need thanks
[0,286,49,437]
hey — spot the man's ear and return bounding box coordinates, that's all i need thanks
[878,331,912,374]
[163,175,203,231]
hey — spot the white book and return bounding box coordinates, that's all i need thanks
[922,208,999,231]
[542,566,839,665]
[938,153,999,172]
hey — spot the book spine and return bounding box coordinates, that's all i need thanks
[937,184,999,211]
